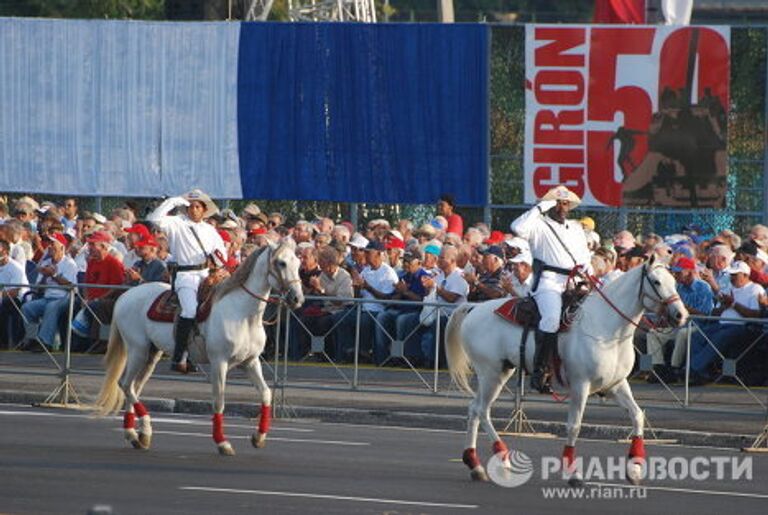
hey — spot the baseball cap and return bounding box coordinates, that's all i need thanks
[348,233,370,249]
[249,227,267,236]
[86,230,113,244]
[403,249,423,261]
[756,249,768,263]
[217,229,232,243]
[424,244,441,257]
[727,261,751,275]
[504,236,530,253]
[125,223,151,238]
[365,240,385,252]
[510,251,533,266]
[669,257,696,272]
[46,232,68,247]
[134,236,158,248]
[481,245,504,261]
[385,237,405,250]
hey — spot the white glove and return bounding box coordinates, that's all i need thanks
[172,196,190,208]
[537,199,557,213]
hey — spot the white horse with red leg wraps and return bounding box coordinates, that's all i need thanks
[94,241,303,455]
[446,256,687,485]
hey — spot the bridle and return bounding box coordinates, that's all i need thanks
[240,244,301,305]
[586,263,680,331]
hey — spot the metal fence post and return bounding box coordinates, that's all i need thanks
[684,318,692,407]
[353,303,361,390]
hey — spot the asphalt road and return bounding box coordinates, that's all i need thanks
[0,405,767,515]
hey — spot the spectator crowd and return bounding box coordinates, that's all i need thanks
[1,193,768,386]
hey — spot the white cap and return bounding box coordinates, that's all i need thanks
[726,260,751,275]
[510,251,533,266]
[387,229,404,241]
[504,237,530,253]
[348,233,369,249]
[756,249,768,263]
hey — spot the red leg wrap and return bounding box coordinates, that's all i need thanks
[123,411,136,429]
[258,404,272,435]
[462,448,481,470]
[563,445,576,472]
[629,436,646,461]
[212,413,226,444]
[133,402,148,418]
[492,440,508,456]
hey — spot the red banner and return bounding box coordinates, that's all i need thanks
[525,25,730,208]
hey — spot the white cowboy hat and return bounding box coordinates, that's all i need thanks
[182,189,219,218]
[540,185,581,208]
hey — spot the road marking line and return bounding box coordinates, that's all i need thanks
[587,482,768,500]
[180,486,478,509]
[150,430,369,446]
[150,417,314,433]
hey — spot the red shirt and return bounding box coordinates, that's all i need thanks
[446,213,464,236]
[85,254,125,300]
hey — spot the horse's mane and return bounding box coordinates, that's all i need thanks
[214,245,270,301]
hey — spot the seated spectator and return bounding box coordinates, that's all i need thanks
[700,243,734,301]
[419,245,469,368]
[374,249,429,366]
[687,260,765,385]
[288,245,324,360]
[125,236,168,285]
[0,239,28,348]
[339,241,397,363]
[71,231,126,350]
[21,233,78,352]
[466,245,506,302]
[646,256,713,383]
[502,250,534,298]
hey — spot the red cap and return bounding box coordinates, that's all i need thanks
[670,257,696,271]
[86,230,113,244]
[385,237,405,250]
[134,236,158,248]
[249,227,267,236]
[125,223,151,238]
[217,229,232,243]
[46,232,68,247]
[484,230,505,245]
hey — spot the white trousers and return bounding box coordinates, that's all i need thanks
[175,269,208,319]
[646,326,696,367]
[533,271,567,333]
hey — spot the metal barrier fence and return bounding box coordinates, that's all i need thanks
[1,282,767,423]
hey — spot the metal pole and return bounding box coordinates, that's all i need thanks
[350,203,359,232]
[353,304,361,389]
[62,287,75,405]
[433,307,441,393]
[762,43,768,223]
[684,319,692,407]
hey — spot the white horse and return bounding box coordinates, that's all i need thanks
[446,256,688,485]
[94,241,303,456]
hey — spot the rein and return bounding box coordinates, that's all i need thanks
[238,244,300,307]
[586,265,679,332]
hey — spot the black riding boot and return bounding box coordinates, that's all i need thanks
[170,317,196,374]
[530,330,557,394]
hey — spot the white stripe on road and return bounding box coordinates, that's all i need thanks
[150,417,314,433]
[587,482,768,500]
[180,486,478,509]
[151,430,369,446]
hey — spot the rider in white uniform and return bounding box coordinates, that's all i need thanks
[510,185,591,393]
[148,189,227,374]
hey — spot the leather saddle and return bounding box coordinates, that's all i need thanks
[147,281,216,323]
[494,289,588,332]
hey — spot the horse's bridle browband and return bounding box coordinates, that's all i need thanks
[240,244,300,305]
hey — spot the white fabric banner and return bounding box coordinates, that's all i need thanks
[0,18,242,198]
[662,0,694,25]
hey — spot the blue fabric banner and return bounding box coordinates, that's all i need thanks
[237,23,489,205]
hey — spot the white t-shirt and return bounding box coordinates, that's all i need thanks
[36,256,79,299]
[0,258,29,299]
[435,268,469,315]
[9,242,27,269]
[361,262,398,313]
[721,281,764,324]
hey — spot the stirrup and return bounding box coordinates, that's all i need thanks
[170,361,198,374]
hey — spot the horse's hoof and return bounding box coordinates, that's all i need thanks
[251,433,267,449]
[217,441,236,456]
[568,475,584,488]
[138,432,152,450]
[470,467,489,482]
[626,463,644,485]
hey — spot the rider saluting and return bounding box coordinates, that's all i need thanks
[510,185,591,393]
[148,189,227,374]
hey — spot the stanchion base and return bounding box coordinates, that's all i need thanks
[741,425,768,453]
[38,378,82,408]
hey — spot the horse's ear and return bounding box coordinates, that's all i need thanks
[648,253,656,267]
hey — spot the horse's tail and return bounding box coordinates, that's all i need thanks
[94,321,127,416]
[446,304,474,394]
